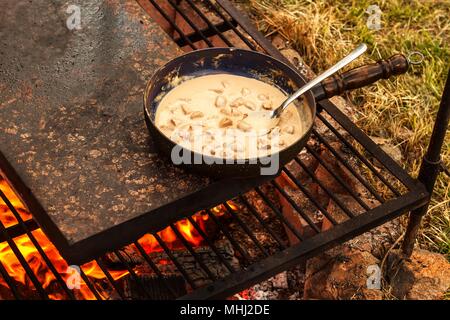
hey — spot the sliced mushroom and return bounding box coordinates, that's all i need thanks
[204,128,217,140]
[190,111,204,119]
[176,129,191,142]
[230,97,245,108]
[243,100,256,111]
[221,80,230,88]
[222,147,235,159]
[231,108,243,117]
[220,107,232,116]
[270,126,281,137]
[237,120,252,132]
[241,87,251,96]
[232,141,245,153]
[257,93,269,101]
[209,88,224,94]
[203,145,216,156]
[159,124,173,132]
[258,143,272,151]
[261,100,273,110]
[169,105,179,114]
[181,104,192,115]
[215,95,227,108]
[219,117,233,128]
[268,132,284,147]
[170,117,183,127]
[206,115,219,121]
[283,125,295,134]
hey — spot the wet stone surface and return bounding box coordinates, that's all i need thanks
[0,0,211,245]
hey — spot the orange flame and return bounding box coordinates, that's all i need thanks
[0,177,235,299]
[0,179,32,228]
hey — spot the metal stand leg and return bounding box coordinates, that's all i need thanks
[402,68,450,256]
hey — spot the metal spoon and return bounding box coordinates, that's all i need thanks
[246,43,367,133]
[271,43,367,118]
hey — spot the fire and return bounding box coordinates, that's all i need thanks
[0,177,235,299]
[0,179,32,228]
[0,228,129,300]
[138,214,205,252]
[138,201,235,253]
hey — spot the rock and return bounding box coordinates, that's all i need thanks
[386,249,450,300]
[321,195,366,231]
[267,42,314,79]
[280,150,319,186]
[280,48,306,71]
[346,219,400,259]
[271,34,287,50]
[304,246,383,300]
[379,143,402,163]
[369,136,403,165]
[329,96,349,112]
[313,142,363,196]
[271,272,289,289]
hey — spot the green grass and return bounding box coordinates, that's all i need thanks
[244,0,450,258]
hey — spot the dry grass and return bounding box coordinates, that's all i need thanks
[243,0,450,257]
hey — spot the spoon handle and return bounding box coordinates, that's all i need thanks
[271,43,368,118]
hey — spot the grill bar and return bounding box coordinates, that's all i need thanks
[239,195,286,249]
[281,167,340,224]
[0,260,22,299]
[133,241,180,298]
[215,0,284,59]
[113,250,152,299]
[317,113,401,196]
[311,129,386,202]
[305,145,371,211]
[1,220,38,242]
[153,232,198,289]
[318,100,418,189]
[95,258,126,300]
[254,187,304,242]
[186,216,236,273]
[0,190,75,300]
[271,181,321,233]
[167,0,214,47]
[224,203,270,257]
[148,0,197,50]
[78,269,103,300]
[169,223,217,281]
[293,158,355,219]
[183,0,234,47]
[0,216,48,299]
[174,20,237,47]
[203,0,256,50]
[206,209,252,263]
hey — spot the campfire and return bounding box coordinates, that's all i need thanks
[0,177,236,300]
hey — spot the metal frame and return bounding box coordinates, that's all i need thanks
[0,0,445,300]
[402,69,450,256]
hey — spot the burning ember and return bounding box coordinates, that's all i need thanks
[0,177,235,299]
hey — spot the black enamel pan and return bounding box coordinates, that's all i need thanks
[144,47,409,178]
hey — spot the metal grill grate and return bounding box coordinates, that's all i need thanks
[0,0,428,300]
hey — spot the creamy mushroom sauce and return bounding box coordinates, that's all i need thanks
[155,74,305,159]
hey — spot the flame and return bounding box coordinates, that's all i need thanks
[0,179,32,228]
[0,177,235,299]
[138,215,204,253]
[0,229,129,300]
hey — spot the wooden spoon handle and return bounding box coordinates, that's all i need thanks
[314,54,409,101]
